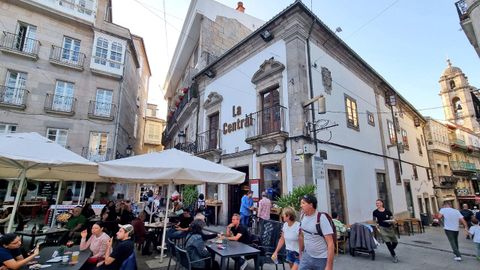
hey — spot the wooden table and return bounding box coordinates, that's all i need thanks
[33,245,90,270]
[17,228,68,249]
[206,202,222,225]
[207,240,260,270]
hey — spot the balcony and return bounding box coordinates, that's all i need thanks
[245,105,288,155]
[435,176,459,188]
[0,32,40,60]
[196,129,222,161]
[450,160,476,172]
[165,85,199,139]
[456,0,469,19]
[82,147,112,162]
[174,141,198,155]
[90,56,124,79]
[0,85,28,109]
[30,0,96,23]
[44,93,76,115]
[49,45,86,70]
[455,0,480,57]
[87,101,116,121]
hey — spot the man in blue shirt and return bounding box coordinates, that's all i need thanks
[239,190,254,226]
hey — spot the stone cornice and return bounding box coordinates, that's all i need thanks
[251,57,285,84]
[203,91,223,109]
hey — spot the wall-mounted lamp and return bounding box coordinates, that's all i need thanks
[178,131,186,144]
[260,30,274,42]
[205,70,216,79]
[125,144,133,157]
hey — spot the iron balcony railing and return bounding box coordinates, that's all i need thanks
[44,93,76,114]
[450,160,476,172]
[174,141,197,154]
[197,129,221,153]
[0,85,29,108]
[455,0,469,19]
[0,31,40,57]
[88,100,116,120]
[246,105,287,139]
[82,147,112,162]
[167,85,198,131]
[49,45,86,69]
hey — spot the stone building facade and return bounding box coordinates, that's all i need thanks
[456,0,480,57]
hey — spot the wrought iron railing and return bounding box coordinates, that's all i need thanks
[174,142,197,154]
[49,45,86,68]
[455,0,468,18]
[44,93,76,114]
[88,100,116,119]
[82,147,112,162]
[166,85,198,131]
[0,85,28,108]
[0,31,40,57]
[197,129,221,152]
[450,160,476,171]
[246,105,287,139]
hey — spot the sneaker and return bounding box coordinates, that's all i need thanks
[392,256,399,263]
[240,258,248,270]
[454,257,462,261]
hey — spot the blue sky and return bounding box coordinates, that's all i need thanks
[114,0,480,120]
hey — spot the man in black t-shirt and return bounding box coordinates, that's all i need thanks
[225,213,252,270]
[167,208,193,239]
[97,224,134,270]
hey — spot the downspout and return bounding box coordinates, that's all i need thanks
[306,18,317,151]
[113,50,129,158]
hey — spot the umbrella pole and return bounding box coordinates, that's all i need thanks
[7,170,26,233]
[51,181,63,228]
[159,183,172,263]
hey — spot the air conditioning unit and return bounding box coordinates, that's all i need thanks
[303,144,316,155]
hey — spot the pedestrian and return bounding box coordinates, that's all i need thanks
[468,218,480,261]
[257,191,272,221]
[438,201,469,261]
[80,222,110,269]
[96,224,134,270]
[239,190,254,226]
[298,195,334,270]
[372,199,398,262]
[460,203,474,239]
[272,207,300,270]
[224,213,252,270]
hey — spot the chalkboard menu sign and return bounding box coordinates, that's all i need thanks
[38,182,56,198]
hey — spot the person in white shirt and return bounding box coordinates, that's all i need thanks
[272,207,300,270]
[438,201,469,261]
[468,219,480,260]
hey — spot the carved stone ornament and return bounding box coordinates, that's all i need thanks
[321,67,332,94]
[251,57,285,84]
[203,91,223,109]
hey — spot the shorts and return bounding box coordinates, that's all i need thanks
[286,250,300,265]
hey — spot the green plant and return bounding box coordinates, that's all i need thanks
[182,185,198,210]
[275,184,316,211]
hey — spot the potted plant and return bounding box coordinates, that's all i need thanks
[275,184,316,211]
[182,185,198,211]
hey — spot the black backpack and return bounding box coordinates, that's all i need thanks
[300,212,337,251]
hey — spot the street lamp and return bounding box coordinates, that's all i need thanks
[125,145,133,157]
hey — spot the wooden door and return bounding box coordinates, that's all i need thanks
[208,113,219,150]
[261,89,280,134]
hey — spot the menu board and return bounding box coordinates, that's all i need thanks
[38,182,56,198]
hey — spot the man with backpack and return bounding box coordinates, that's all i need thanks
[298,195,334,270]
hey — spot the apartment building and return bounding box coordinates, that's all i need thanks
[455,0,480,57]
[142,103,165,154]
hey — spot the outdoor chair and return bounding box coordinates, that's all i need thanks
[175,245,212,270]
[120,252,137,270]
[395,219,411,236]
[336,232,348,255]
[166,238,179,270]
[409,218,423,233]
[255,219,285,270]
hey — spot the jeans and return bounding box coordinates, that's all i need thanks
[167,228,188,239]
[444,229,461,257]
[298,252,327,270]
[240,214,250,226]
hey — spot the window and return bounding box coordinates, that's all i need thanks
[412,165,418,180]
[109,42,123,69]
[401,129,409,150]
[417,138,423,156]
[262,163,282,200]
[367,111,375,126]
[5,70,27,105]
[62,36,81,63]
[387,120,396,145]
[46,128,68,147]
[345,95,358,129]
[437,164,442,175]
[94,89,113,117]
[53,81,74,112]
[0,124,16,134]
[420,135,425,146]
[94,37,108,65]
[427,168,433,180]
[88,132,108,162]
[393,160,401,184]
[16,22,37,54]
[449,80,456,89]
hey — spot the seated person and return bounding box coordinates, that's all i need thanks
[224,213,252,270]
[332,212,347,239]
[167,208,193,240]
[131,211,158,255]
[185,219,219,270]
[193,213,216,241]
[0,208,13,235]
[80,222,110,268]
[59,206,86,244]
[0,233,39,269]
[96,224,134,270]
[82,203,96,220]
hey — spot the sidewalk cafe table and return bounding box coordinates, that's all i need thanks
[206,201,222,226]
[30,245,89,270]
[17,228,69,249]
[207,240,260,270]
[145,222,174,243]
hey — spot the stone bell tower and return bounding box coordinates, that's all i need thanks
[439,59,479,132]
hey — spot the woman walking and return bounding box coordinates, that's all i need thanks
[272,207,300,270]
[373,199,398,263]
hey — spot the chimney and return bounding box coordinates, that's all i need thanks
[236,2,245,13]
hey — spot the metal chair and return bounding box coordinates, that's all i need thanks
[174,245,212,270]
[255,219,286,270]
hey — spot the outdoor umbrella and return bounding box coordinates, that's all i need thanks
[0,132,100,232]
[98,148,245,260]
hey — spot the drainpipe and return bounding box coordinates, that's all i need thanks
[113,50,129,158]
[306,18,317,151]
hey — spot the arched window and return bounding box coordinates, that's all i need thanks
[449,80,456,89]
[452,97,462,119]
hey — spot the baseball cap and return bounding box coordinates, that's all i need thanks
[118,224,134,236]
